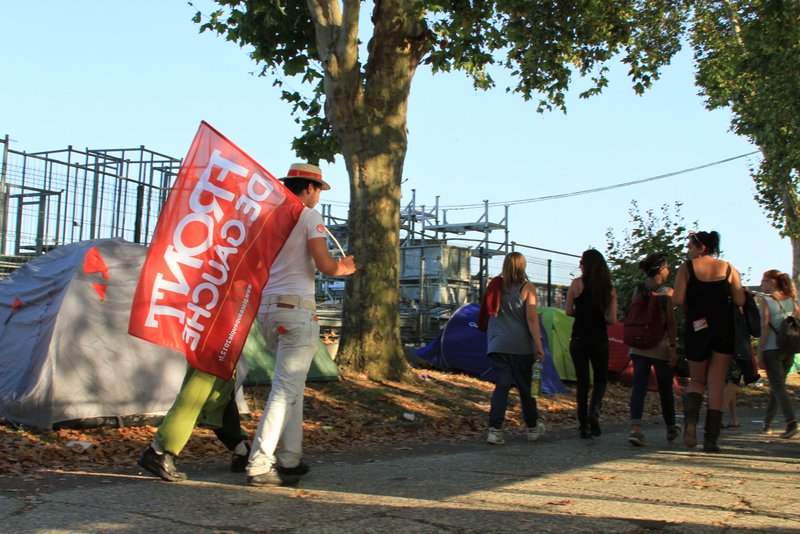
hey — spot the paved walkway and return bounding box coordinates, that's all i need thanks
[1,409,799,533]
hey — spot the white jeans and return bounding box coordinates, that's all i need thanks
[247,304,319,476]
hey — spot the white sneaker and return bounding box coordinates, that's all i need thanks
[527,422,546,442]
[486,427,505,445]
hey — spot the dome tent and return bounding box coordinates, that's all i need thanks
[414,303,571,394]
[0,239,188,429]
[240,321,339,385]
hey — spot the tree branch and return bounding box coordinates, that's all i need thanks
[721,0,746,48]
[306,0,341,57]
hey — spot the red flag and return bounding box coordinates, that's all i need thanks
[128,122,303,380]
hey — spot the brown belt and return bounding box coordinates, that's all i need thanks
[266,295,316,311]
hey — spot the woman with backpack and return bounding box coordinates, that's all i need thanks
[673,231,745,452]
[626,253,680,447]
[758,269,800,438]
[566,249,617,439]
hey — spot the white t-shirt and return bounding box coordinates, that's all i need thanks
[260,207,326,310]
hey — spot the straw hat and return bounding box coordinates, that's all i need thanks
[279,163,330,190]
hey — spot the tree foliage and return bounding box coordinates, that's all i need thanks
[195,0,693,379]
[605,201,693,318]
[691,0,800,274]
[196,1,691,161]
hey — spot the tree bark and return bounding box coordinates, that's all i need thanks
[338,152,407,379]
[784,176,800,281]
[308,0,429,380]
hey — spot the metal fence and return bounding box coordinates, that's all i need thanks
[0,135,580,301]
[0,136,181,256]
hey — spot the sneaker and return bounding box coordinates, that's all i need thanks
[761,422,772,434]
[277,460,310,477]
[527,422,546,442]
[579,427,593,439]
[137,446,187,482]
[628,431,646,447]
[486,427,505,445]
[780,421,798,439]
[666,425,681,442]
[248,465,300,487]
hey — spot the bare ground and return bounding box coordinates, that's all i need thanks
[1,368,794,486]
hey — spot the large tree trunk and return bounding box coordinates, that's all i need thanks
[780,169,800,281]
[337,150,407,379]
[787,187,800,282]
[309,0,429,380]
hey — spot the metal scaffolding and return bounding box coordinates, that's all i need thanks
[0,135,181,257]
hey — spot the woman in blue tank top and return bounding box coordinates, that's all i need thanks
[566,249,617,439]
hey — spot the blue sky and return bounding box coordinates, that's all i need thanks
[1,1,789,286]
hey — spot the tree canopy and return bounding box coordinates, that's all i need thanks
[197,1,690,162]
[605,201,692,318]
[691,0,800,275]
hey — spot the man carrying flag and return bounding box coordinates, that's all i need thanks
[132,122,308,481]
[247,163,356,486]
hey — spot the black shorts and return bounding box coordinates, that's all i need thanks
[683,318,735,361]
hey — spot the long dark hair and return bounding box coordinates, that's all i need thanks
[580,249,613,311]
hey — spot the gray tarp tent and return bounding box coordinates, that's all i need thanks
[0,239,188,429]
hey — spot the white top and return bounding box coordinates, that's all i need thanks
[259,207,326,310]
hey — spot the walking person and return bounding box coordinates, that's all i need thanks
[137,366,250,482]
[626,253,680,447]
[673,231,745,452]
[758,269,799,438]
[479,252,546,445]
[566,249,617,439]
[246,163,356,486]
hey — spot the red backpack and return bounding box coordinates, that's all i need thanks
[623,284,666,349]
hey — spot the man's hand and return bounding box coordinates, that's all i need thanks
[339,255,356,276]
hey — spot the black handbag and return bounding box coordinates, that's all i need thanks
[733,290,760,384]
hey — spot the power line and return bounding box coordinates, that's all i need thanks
[321,150,760,211]
[442,151,760,210]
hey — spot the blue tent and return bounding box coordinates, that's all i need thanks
[414,303,571,394]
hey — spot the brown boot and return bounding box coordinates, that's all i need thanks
[683,392,703,449]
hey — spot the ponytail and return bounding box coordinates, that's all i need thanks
[764,269,797,299]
